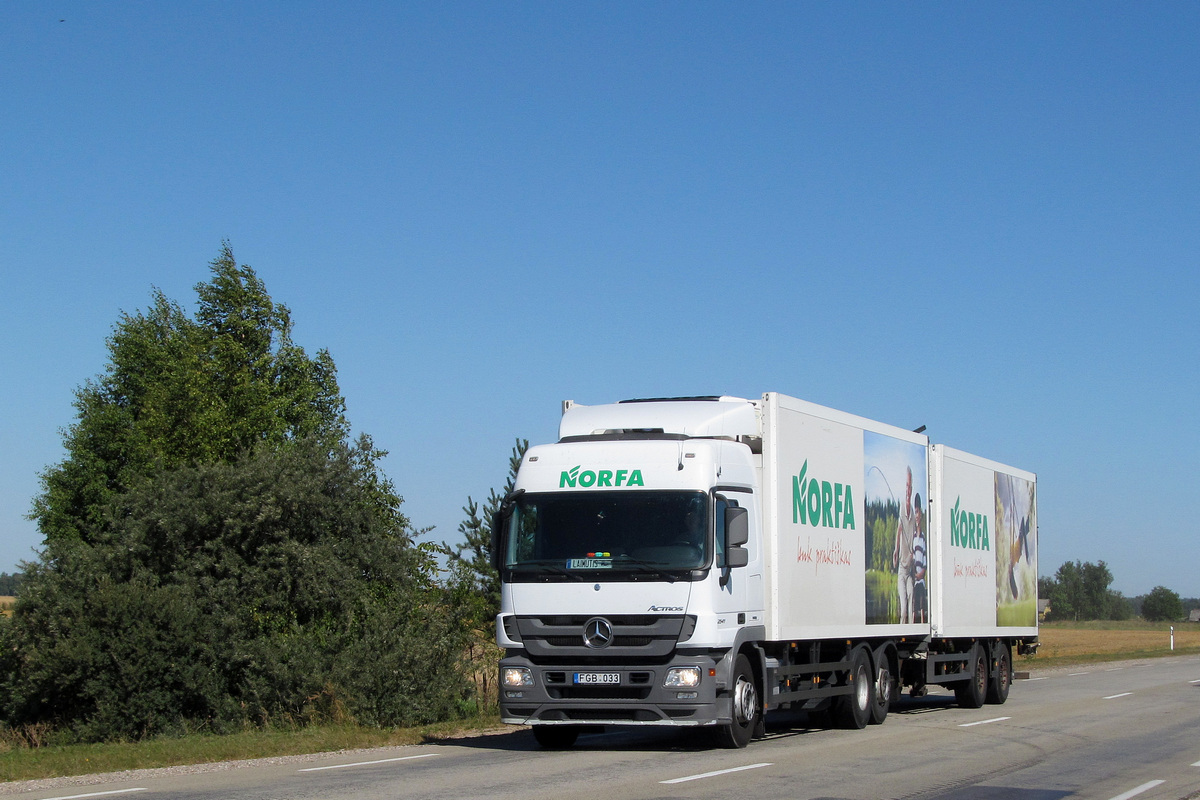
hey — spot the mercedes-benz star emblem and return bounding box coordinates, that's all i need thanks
[582,617,613,649]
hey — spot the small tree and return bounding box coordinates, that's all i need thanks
[1044,560,1130,621]
[1141,586,1184,622]
[446,438,527,712]
[449,438,528,626]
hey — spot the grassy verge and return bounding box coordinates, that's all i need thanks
[5,622,1199,784]
[0,716,502,784]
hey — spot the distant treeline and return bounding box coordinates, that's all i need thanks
[0,572,22,596]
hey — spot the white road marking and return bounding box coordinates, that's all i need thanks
[1188,679,1200,684]
[299,753,439,772]
[42,791,148,800]
[1069,672,1091,676]
[1025,677,1048,682]
[1106,668,1124,672]
[661,763,773,784]
[1104,692,1134,700]
[1106,780,1165,800]
[959,717,1011,727]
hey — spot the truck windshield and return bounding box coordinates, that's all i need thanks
[505,491,708,575]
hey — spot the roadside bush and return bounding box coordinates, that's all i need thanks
[3,438,470,742]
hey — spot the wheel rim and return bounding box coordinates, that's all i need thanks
[855,665,870,709]
[975,654,987,695]
[734,675,758,725]
[877,667,892,705]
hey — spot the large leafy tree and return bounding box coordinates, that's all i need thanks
[5,245,466,741]
[32,242,347,545]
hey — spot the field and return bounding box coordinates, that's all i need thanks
[1027,620,1200,667]
[0,597,13,618]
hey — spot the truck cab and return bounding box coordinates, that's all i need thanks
[493,397,766,747]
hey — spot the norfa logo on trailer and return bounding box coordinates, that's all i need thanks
[950,496,990,550]
[791,460,856,530]
[560,465,645,488]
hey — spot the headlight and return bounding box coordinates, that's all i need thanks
[664,667,701,688]
[502,667,534,687]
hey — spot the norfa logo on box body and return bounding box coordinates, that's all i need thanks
[560,466,645,488]
[950,496,990,550]
[791,459,856,530]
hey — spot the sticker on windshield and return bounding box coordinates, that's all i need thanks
[567,558,613,569]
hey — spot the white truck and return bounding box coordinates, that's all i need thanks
[493,393,1038,748]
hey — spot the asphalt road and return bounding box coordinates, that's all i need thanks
[8,655,1200,800]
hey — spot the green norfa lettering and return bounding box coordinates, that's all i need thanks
[791,460,856,529]
[950,496,990,550]
[560,466,644,488]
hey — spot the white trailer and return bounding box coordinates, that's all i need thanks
[494,393,1038,748]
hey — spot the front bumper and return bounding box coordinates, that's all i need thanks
[499,652,733,727]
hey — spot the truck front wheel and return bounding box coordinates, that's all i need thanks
[717,654,760,749]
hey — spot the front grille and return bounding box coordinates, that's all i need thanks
[515,615,691,658]
[551,686,651,700]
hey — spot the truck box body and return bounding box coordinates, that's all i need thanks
[761,392,931,641]
[496,393,1038,748]
[930,445,1038,639]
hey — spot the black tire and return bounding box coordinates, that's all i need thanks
[716,654,760,749]
[954,645,987,709]
[986,643,1012,705]
[533,726,579,749]
[833,648,873,730]
[869,651,893,725]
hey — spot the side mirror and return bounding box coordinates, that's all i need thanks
[726,507,749,547]
[489,511,506,573]
[724,506,749,570]
[725,546,749,569]
[490,489,524,574]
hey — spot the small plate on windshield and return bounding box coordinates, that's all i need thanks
[566,558,612,569]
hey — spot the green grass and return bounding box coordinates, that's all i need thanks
[0,716,501,784]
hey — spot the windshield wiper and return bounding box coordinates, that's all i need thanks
[612,556,682,583]
[510,562,585,582]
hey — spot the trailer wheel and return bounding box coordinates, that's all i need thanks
[833,648,873,730]
[869,655,893,725]
[533,726,579,749]
[954,645,987,709]
[717,654,760,749]
[986,643,1012,705]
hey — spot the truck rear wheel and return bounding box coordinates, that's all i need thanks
[533,726,580,749]
[833,648,873,729]
[954,645,987,709]
[986,643,1012,704]
[716,654,760,749]
[869,655,893,725]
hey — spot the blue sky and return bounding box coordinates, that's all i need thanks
[2,2,1196,596]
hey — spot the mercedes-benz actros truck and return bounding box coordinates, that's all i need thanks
[493,393,1038,748]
